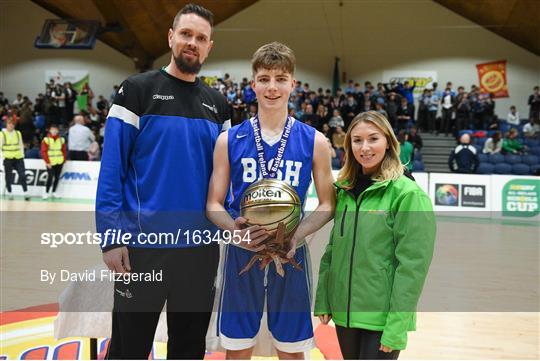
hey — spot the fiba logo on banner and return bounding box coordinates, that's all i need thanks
[461,185,486,208]
[436,183,487,208]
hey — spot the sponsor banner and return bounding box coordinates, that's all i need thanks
[46,70,90,113]
[429,173,490,212]
[491,175,540,221]
[0,159,99,199]
[476,60,509,98]
[45,70,89,94]
[382,71,437,97]
[2,159,537,223]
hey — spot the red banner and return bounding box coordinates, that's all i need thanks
[476,60,509,98]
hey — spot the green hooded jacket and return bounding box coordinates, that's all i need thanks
[314,175,436,350]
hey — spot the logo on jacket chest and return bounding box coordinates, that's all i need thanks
[241,158,302,187]
[202,102,218,114]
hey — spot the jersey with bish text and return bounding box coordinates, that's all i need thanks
[226,117,315,220]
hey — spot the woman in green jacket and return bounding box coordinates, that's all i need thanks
[314,111,436,359]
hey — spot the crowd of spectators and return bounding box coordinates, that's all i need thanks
[0,80,113,161]
[449,118,540,175]
[205,74,539,170]
[1,73,538,172]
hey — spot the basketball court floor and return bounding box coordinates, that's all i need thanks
[1,197,538,359]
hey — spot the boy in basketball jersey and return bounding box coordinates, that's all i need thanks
[206,42,335,359]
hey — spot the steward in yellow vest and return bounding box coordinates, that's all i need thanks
[40,124,66,199]
[1,118,29,200]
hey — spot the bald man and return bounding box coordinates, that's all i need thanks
[448,133,479,173]
[67,115,95,160]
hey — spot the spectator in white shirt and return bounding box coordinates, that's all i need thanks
[68,115,95,161]
[11,93,23,107]
[523,118,540,138]
[483,131,502,154]
[506,105,520,126]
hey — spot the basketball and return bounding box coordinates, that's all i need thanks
[240,178,301,237]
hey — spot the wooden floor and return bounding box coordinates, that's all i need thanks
[1,197,538,359]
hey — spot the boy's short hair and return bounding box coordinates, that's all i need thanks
[251,42,296,76]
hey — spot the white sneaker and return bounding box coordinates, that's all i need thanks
[42,192,49,200]
[7,192,14,200]
[52,192,58,199]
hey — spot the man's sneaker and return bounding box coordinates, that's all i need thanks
[52,192,59,199]
[42,193,49,200]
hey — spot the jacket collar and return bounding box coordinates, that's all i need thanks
[334,178,392,198]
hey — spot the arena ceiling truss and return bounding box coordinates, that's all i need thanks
[434,0,539,57]
[32,0,539,71]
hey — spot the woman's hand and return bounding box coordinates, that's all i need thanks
[318,314,332,324]
[379,344,393,353]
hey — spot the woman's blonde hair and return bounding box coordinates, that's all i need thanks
[338,111,404,188]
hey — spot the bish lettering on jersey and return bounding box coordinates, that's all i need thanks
[240,158,302,187]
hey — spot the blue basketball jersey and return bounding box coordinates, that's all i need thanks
[219,117,317,350]
[226,117,316,220]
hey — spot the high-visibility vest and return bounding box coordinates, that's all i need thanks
[1,130,23,159]
[43,136,65,165]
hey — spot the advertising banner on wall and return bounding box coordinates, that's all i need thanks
[429,173,491,213]
[45,70,90,112]
[3,161,538,223]
[491,175,540,221]
[382,71,437,97]
[45,70,89,94]
[476,60,509,98]
[0,159,99,199]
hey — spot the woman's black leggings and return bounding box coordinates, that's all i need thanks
[336,325,401,360]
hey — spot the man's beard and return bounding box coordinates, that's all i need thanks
[173,51,202,75]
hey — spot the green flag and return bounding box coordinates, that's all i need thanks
[77,94,88,112]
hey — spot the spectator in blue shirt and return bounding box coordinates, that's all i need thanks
[242,83,256,104]
[397,80,416,105]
